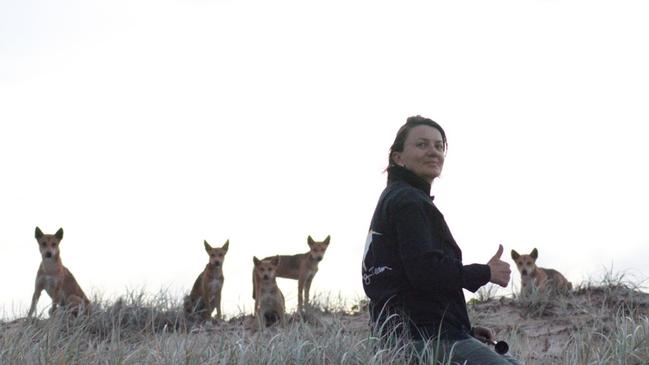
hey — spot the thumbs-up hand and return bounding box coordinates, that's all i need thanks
[487,244,511,287]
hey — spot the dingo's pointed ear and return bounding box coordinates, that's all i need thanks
[35,227,44,239]
[55,228,63,240]
[253,256,261,266]
[323,235,331,245]
[204,240,212,252]
[222,240,229,251]
[511,250,520,260]
[270,255,280,266]
[307,235,315,247]
[531,248,538,259]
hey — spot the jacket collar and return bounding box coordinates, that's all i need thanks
[387,165,433,197]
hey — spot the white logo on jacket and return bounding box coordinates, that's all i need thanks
[362,230,382,270]
[363,266,393,285]
[362,230,392,284]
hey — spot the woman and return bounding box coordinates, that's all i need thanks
[362,116,521,364]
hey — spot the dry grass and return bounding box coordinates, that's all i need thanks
[0,292,436,365]
[469,270,649,364]
[2,272,649,364]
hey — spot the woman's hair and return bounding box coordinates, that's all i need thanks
[388,115,447,167]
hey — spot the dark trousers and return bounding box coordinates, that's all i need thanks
[414,337,524,365]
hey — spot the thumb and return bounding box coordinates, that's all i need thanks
[491,244,504,261]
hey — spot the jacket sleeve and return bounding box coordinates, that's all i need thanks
[392,194,490,294]
[462,263,491,293]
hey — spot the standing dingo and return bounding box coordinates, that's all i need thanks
[253,235,330,310]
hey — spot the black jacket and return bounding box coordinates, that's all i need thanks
[362,166,491,340]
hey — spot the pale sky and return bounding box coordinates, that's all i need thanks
[2,0,648,319]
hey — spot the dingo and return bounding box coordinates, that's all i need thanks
[28,227,90,317]
[253,256,285,327]
[184,240,229,321]
[511,248,572,297]
[253,235,330,310]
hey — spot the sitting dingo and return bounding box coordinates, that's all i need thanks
[511,248,572,297]
[253,256,285,327]
[184,240,229,321]
[28,227,90,317]
[253,235,330,310]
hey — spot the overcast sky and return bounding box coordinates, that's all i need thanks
[2,0,648,318]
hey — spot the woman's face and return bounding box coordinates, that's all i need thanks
[392,125,445,184]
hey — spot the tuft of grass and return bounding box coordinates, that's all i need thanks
[474,283,501,303]
[515,284,569,318]
[563,311,649,365]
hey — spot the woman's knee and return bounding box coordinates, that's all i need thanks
[449,337,522,365]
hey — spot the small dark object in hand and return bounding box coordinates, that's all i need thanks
[489,340,509,354]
